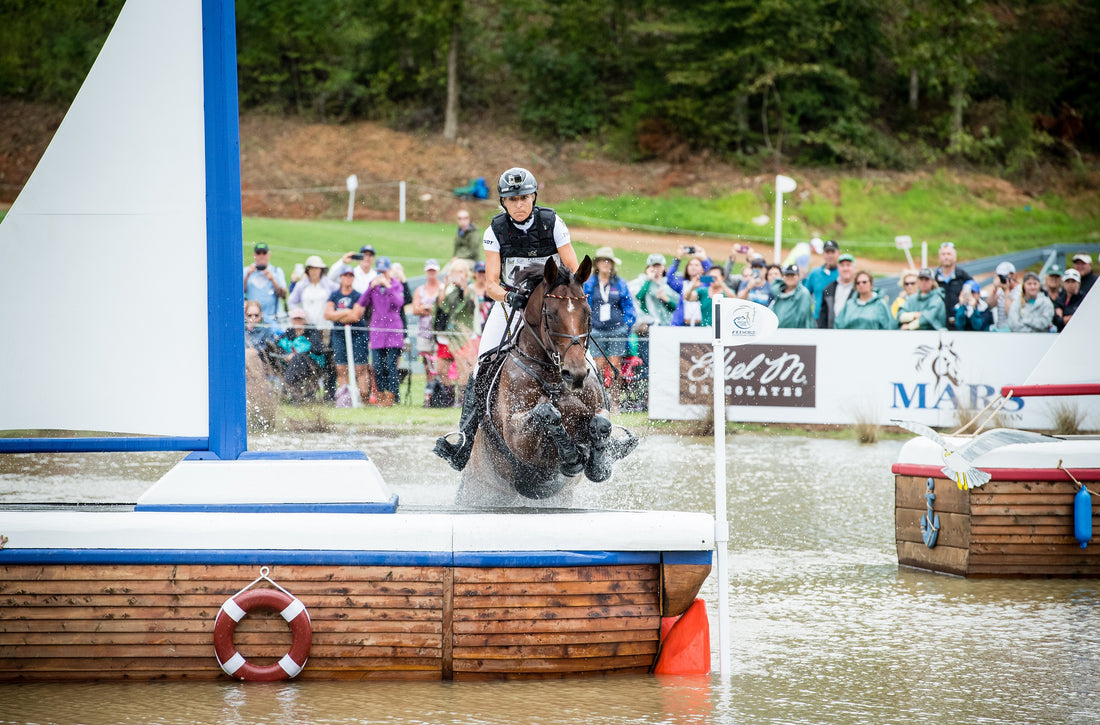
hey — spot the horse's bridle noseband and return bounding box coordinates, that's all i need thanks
[523,289,591,375]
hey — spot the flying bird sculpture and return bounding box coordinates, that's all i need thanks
[892,420,1057,489]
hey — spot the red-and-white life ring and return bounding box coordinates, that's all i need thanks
[213,588,312,681]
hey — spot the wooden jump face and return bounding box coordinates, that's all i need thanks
[0,562,710,681]
[896,475,1100,578]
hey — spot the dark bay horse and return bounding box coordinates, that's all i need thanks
[456,256,637,507]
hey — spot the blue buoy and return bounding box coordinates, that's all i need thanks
[1074,486,1092,549]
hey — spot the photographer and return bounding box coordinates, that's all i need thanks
[328,245,378,293]
[243,242,288,326]
[736,254,774,307]
[986,261,1020,331]
[667,244,712,326]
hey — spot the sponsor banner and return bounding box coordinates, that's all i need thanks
[679,343,816,407]
[650,327,1100,429]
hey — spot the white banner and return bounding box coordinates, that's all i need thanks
[649,327,1100,430]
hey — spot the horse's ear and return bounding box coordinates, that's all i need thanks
[543,257,559,287]
[576,255,593,283]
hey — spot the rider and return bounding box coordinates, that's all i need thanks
[434,167,581,471]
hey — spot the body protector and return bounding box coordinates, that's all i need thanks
[491,206,562,289]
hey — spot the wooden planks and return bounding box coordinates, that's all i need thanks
[0,564,445,681]
[0,562,673,681]
[896,475,1100,578]
[450,565,661,680]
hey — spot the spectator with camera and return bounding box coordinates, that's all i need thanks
[244,242,288,326]
[953,280,992,331]
[934,241,973,330]
[816,253,857,328]
[325,267,372,406]
[329,244,378,293]
[737,254,774,306]
[898,268,947,330]
[668,245,712,326]
[770,264,815,328]
[354,257,406,407]
[986,261,1020,330]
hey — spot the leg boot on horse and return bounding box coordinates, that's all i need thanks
[433,373,483,470]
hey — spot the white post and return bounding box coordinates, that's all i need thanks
[399,181,407,223]
[711,296,780,677]
[345,325,361,409]
[895,235,915,271]
[345,174,358,222]
[920,240,928,270]
[774,175,797,264]
[712,296,731,676]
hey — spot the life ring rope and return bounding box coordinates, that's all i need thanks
[213,567,312,681]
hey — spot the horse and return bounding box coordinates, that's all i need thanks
[455,256,637,507]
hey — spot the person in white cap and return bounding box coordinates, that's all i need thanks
[1072,253,1096,296]
[628,253,678,391]
[985,260,1020,331]
[1054,269,1086,331]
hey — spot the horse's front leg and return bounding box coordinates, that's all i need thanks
[585,413,613,482]
[527,402,586,477]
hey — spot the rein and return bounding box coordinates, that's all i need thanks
[515,288,591,379]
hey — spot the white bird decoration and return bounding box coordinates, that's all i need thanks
[892,420,1057,490]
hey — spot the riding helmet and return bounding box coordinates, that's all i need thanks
[497,167,538,199]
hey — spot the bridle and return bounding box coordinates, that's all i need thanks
[517,285,590,377]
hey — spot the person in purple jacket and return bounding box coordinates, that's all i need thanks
[354,257,406,406]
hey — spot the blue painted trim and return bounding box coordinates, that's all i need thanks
[0,437,209,453]
[133,497,399,514]
[0,549,452,566]
[238,450,372,461]
[0,549,695,567]
[662,550,713,566]
[452,551,661,567]
[202,0,246,461]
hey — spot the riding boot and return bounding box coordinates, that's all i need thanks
[433,374,482,471]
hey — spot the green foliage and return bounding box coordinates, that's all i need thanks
[6,0,1100,165]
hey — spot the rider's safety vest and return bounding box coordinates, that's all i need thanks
[490,207,561,288]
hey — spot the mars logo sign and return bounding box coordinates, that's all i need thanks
[891,338,1022,414]
[679,343,816,407]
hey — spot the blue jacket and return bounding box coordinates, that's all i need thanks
[583,275,636,332]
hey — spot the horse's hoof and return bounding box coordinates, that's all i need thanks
[588,415,611,449]
[585,461,612,483]
[530,402,561,427]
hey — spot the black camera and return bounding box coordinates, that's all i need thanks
[684,246,695,254]
[997,274,1007,283]
[255,263,267,271]
[350,253,364,261]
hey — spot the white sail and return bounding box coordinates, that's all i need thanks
[0,0,209,436]
[1023,286,1100,386]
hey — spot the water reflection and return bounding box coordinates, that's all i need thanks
[1,431,1098,724]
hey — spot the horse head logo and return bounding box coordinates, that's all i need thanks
[914,338,961,389]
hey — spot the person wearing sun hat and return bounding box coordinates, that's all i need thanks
[287,254,339,331]
[629,252,679,386]
[1054,268,1086,331]
[582,246,636,413]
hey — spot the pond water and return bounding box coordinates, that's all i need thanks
[1,430,1098,724]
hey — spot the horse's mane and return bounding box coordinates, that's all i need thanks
[514,261,575,293]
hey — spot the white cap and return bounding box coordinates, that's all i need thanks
[995,261,1016,276]
[1073,253,1092,265]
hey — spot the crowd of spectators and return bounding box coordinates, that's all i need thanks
[243,222,1096,409]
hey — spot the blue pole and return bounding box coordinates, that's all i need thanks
[202,0,246,460]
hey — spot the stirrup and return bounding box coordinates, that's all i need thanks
[433,431,470,470]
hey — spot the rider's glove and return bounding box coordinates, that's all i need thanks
[506,290,529,310]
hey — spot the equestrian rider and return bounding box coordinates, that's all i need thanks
[434,167,581,471]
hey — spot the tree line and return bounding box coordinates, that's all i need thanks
[3,0,1096,174]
